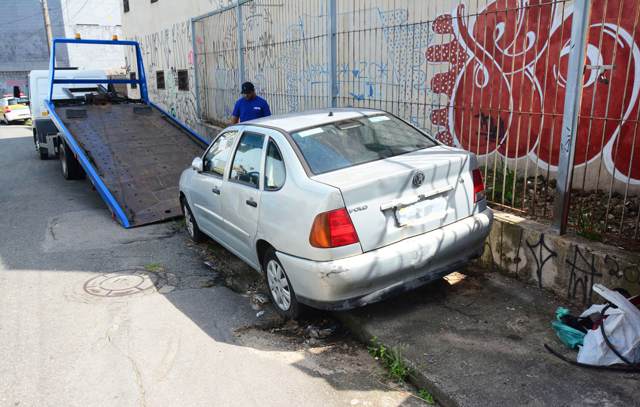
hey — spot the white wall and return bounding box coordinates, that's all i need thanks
[60,0,125,73]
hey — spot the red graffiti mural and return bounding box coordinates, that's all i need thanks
[427,1,640,184]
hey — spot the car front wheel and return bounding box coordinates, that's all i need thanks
[264,249,299,319]
[182,200,204,243]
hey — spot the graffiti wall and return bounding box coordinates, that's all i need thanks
[481,213,640,305]
[125,0,640,194]
[126,20,211,139]
[189,0,640,193]
[427,0,640,189]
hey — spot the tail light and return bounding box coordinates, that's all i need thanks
[3,107,10,113]
[309,208,359,248]
[472,168,485,203]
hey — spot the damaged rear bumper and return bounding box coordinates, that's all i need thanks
[276,208,493,311]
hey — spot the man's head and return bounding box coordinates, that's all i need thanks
[241,82,256,100]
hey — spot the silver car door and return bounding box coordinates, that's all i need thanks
[189,130,239,239]
[220,130,266,264]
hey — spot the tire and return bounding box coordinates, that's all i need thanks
[60,141,85,180]
[263,248,300,319]
[34,131,47,159]
[182,200,204,243]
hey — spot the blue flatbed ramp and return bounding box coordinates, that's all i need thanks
[45,37,209,227]
[55,103,206,226]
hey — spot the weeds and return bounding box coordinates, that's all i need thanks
[418,389,435,405]
[144,263,164,272]
[368,337,438,405]
[575,210,603,242]
[484,163,523,207]
[368,337,411,382]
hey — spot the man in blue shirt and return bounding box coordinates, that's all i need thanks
[230,82,271,123]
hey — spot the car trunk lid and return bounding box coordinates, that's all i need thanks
[312,146,476,252]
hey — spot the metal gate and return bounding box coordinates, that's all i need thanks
[191,0,640,246]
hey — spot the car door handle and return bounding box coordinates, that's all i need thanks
[246,199,257,208]
[211,186,220,195]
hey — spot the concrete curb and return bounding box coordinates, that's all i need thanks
[335,312,459,407]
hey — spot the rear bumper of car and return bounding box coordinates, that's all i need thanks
[276,207,493,310]
[6,110,30,122]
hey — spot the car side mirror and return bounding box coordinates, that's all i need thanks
[191,157,203,172]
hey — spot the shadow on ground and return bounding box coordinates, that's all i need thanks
[0,129,424,406]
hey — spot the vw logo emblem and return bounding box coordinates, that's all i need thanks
[412,171,425,187]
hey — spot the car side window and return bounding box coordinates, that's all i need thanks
[264,139,285,190]
[229,132,265,189]
[203,131,238,177]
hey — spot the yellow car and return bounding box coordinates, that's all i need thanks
[0,97,30,124]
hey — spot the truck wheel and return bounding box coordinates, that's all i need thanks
[60,141,85,180]
[263,248,300,320]
[35,133,48,160]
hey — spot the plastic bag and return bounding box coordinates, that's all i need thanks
[552,307,585,349]
[577,284,640,366]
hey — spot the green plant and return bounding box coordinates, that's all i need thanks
[418,389,435,405]
[368,337,411,382]
[576,210,603,242]
[144,263,163,272]
[484,163,518,205]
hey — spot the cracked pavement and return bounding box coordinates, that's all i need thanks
[0,126,423,406]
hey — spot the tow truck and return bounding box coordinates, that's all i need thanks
[44,37,207,227]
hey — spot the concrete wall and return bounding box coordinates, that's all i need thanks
[121,0,230,139]
[122,0,640,194]
[479,211,640,305]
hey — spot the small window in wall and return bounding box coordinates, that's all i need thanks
[156,71,165,90]
[129,72,137,89]
[177,70,189,91]
[123,0,130,13]
[151,0,158,3]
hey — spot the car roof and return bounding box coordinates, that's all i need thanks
[246,108,387,133]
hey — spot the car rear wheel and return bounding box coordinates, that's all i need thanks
[60,141,85,180]
[264,249,299,319]
[182,200,204,243]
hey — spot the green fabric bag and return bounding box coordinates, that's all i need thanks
[551,307,586,349]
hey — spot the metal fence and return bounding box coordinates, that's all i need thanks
[191,0,640,245]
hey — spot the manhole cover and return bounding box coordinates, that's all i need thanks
[83,268,162,297]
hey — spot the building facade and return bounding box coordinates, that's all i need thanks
[0,0,124,96]
[121,0,640,204]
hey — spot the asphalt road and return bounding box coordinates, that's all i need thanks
[0,126,421,407]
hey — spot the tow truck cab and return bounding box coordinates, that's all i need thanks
[29,69,107,159]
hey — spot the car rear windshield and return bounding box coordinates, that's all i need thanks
[290,114,437,174]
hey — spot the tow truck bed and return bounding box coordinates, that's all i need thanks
[44,38,210,228]
[56,102,205,226]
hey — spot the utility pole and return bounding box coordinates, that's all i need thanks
[40,0,54,56]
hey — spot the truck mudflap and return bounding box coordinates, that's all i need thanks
[47,100,206,227]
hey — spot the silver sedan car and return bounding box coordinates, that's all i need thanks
[179,108,493,318]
